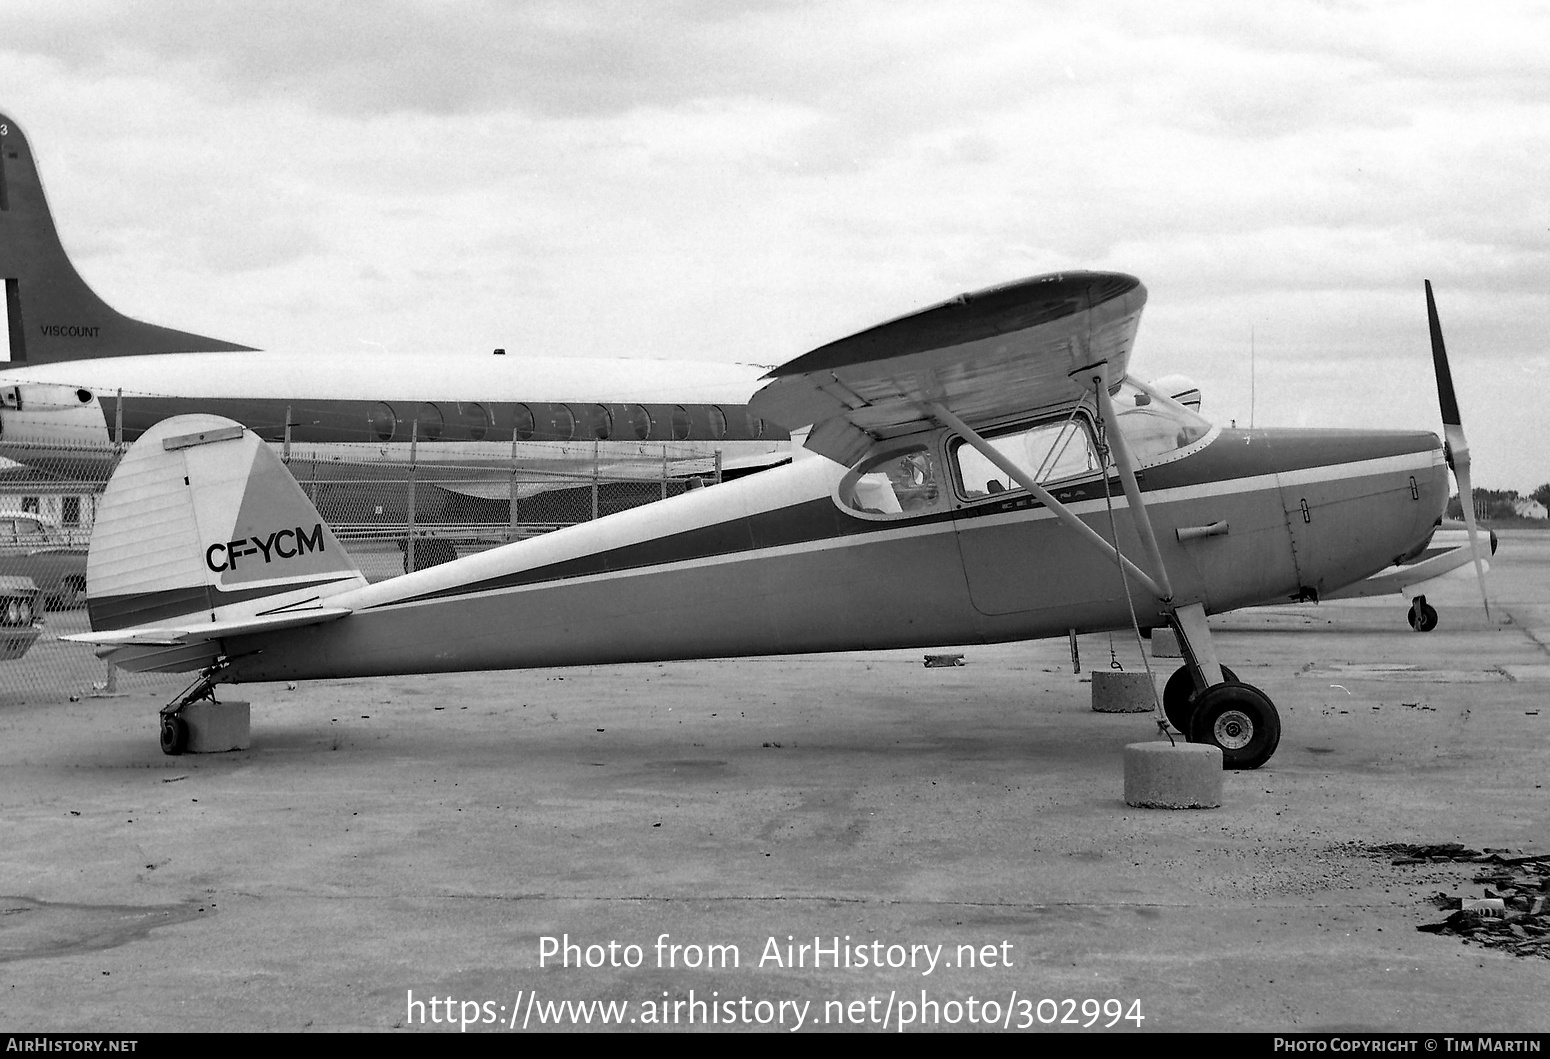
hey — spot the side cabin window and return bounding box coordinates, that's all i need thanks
[837,442,944,519]
[951,416,1099,500]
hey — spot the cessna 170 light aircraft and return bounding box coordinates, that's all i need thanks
[67,270,1491,771]
[0,111,787,493]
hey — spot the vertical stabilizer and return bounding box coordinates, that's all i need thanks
[0,112,255,365]
[86,415,367,633]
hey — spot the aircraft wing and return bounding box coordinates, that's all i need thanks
[749,272,1146,464]
[64,607,352,647]
[1322,525,1495,601]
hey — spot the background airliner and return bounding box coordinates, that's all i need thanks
[0,111,789,480]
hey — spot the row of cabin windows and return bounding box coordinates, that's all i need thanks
[837,389,1212,519]
[839,418,1100,518]
[363,402,764,444]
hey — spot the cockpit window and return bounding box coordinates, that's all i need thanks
[1111,378,1213,467]
[838,443,943,518]
[952,416,1099,499]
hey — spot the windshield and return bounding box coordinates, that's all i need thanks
[1111,377,1215,467]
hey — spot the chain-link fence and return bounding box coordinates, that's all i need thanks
[0,437,729,703]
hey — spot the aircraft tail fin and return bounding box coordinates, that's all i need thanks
[0,112,255,365]
[84,415,367,645]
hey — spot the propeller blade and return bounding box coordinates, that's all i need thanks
[1425,280,1491,620]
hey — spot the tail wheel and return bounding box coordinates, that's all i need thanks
[1188,681,1281,770]
[159,716,189,756]
[1161,663,1238,733]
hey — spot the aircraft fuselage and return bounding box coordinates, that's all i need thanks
[0,350,788,468]
[206,423,1447,682]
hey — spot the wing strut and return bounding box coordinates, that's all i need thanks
[1084,371,1227,691]
[924,401,1170,601]
[1089,373,1175,603]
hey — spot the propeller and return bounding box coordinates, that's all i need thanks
[1425,280,1491,621]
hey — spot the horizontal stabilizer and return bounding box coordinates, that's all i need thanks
[66,606,352,647]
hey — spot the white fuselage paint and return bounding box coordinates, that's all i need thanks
[0,349,769,403]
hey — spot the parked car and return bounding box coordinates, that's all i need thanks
[0,575,43,660]
[0,512,88,609]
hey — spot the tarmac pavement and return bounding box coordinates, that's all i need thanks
[1,531,1546,1033]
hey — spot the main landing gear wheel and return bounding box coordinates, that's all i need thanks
[159,715,189,756]
[1187,681,1281,770]
[1408,595,1439,633]
[1162,664,1238,733]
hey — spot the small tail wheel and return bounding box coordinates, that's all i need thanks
[1407,598,1439,632]
[1162,664,1238,733]
[1188,681,1281,770]
[159,715,189,756]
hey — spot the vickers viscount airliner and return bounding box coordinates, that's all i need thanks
[66,270,1490,770]
[0,112,787,490]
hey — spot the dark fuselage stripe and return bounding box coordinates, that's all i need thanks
[89,576,360,631]
[383,428,1439,607]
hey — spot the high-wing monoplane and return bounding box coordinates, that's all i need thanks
[69,271,1485,770]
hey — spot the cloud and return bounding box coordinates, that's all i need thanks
[2,2,1547,486]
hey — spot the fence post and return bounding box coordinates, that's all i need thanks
[406,420,419,573]
[661,445,669,501]
[282,404,292,465]
[714,449,723,485]
[591,438,600,521]
[113,389,124,454]
[509,430,520,543]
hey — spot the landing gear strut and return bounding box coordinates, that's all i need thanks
[1163,603,1281,769]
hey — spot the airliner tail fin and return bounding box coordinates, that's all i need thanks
[1,112,254,365]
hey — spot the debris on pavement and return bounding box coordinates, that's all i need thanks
[1374,843,1550,959]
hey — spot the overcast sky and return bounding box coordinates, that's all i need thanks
[2,1,1545,489]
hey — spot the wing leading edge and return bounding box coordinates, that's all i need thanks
[750,271,1146,464]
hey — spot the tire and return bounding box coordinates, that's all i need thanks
[1162,663,1238,733]
[159,716,189,756]
[1188,681,1281,770]
[1407,600,1439,633]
